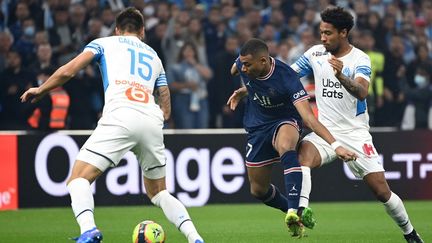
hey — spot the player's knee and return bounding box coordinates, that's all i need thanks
[299,158,314,167]
[374,189,392,202]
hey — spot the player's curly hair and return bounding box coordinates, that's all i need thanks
[115,7,144,34]
[240,38,268,57]
[321,7,354,33]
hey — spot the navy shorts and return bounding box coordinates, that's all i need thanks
[245,119,301,167]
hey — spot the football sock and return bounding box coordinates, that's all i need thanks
[281,150,302,210]
[256,184,288,212]
[151,190,203,241]
[299,166,311,209]
[67,178,96,234]
[383,192,413,235]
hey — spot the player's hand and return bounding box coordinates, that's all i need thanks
[227,87,247,111]
[20,87,45,103]
[328,55,343,77]
[335,146,358,162]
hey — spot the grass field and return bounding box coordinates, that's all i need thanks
[0,201,431,243]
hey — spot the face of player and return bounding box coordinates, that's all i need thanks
[239,54,267,79]
[319,21,347,54]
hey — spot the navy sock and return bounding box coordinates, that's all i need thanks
[281,150,302,210]
[256,184,288,213]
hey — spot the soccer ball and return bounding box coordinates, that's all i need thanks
[132,220,166,243]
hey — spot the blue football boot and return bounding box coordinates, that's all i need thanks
[72,227,103,243]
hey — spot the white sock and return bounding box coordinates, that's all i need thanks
[67,178,96,234]
[151,190,203,243]
[299,166,311,208]
[383,192,413,235]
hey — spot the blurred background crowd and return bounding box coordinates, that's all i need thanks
[0,0,431,130]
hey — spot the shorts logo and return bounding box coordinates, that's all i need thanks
[363,144,375,156]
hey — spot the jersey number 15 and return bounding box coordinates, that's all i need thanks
[127,48,153,81]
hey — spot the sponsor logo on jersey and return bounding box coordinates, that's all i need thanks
[312,51,328,57]
[115,79,153,94]
[252,93,284,108]
[293,89,306,99]
[322,78,343,99]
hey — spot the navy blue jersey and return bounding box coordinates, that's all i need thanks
[236,57,310,131]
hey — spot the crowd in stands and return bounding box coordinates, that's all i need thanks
[0,0,431,130]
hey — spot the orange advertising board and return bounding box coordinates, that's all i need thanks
[0,135,18,210]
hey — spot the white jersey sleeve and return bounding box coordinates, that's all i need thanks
[83,36,165,121]
[291,45,372,133]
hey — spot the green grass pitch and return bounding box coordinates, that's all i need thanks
[0,201,430,242]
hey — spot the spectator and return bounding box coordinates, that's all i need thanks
[400,65,432,130]
[0,30,13,72]
[13,17,37,65]
[30,42,56,74]
[0,50,35,129]
[167,41,212,128]
[209,35,243,128]
[48,6,74,65]
[360,31,385,126]
[377,35,407,127]
[27,67,70,130]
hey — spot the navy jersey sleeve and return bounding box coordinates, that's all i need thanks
[285,68,310,105]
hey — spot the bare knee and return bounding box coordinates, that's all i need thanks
[144,177,166,199]
[298,141,321,169]
[364,172,392,202]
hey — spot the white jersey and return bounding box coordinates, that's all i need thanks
[291,44,372,133]
[84,36,167,122]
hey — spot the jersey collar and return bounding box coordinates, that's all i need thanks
[256,57,275,80]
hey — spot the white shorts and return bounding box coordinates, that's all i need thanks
[302,130,384,178]
[76,108,166,179]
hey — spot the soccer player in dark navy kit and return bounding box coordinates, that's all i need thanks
[227,38,356,237]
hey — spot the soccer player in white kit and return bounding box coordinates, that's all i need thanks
[21,7,204,243]
[290,7,423,243]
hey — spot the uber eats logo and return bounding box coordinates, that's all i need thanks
[322,78,343,99]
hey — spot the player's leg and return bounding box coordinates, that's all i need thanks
[67,160,104,243]
[139,119,204,243]
[273,123,305,237]
[245,126,289,212]
[247,165,288,212]
[297,140,322,228]
[68,119,138,242]
[273,124,301,211]
[363,172,424,243]
[145,177,204,243]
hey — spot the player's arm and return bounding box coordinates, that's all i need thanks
[155,85,171,121]
[294,100,357,161]
[21,51,94,103]
[231,62,239,76]
[328,56,369,100]
[227,61,247,110]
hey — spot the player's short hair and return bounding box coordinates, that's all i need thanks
[240,38,269,57]
[115,7,144,33]
[321,7,354,33]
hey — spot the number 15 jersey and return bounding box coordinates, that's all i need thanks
[84,35,167,121]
